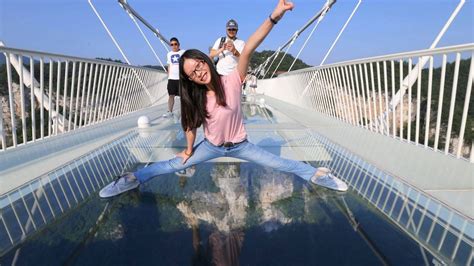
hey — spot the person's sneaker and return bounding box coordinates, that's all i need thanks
[310,169,348,192]
[99,173,140,198]
[162,111,173,118]
[175,166,196,178]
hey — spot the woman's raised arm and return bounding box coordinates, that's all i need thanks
[237,0,294,81]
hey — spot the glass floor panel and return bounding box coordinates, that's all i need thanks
[241,96,296,125]
[0,162,440,265]
[0,98,471,265]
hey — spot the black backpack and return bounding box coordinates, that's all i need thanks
[214,37,226,65]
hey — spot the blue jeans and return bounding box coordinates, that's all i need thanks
[134,139,317,183]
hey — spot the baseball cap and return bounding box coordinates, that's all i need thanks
[226,19,238,30]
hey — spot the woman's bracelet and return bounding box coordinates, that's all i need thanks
[269,14,278,25]
[184,150,193,156]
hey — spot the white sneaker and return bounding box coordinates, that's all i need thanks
[310,169,348,192]
[99,173,140,198]
[162,111,173,118]
[175,167,196,178]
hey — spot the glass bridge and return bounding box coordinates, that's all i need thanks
[0,94,472,265]
[2,0,474,262]
[0,4,472,259]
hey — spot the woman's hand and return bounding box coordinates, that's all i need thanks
[176,149,193,164]
[237,0,294,81]
[179,129,196,164]
[271,0,294,22]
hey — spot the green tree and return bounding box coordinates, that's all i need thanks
[250,50,312,78]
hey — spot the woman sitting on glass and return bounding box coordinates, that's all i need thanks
[100,0,348,198]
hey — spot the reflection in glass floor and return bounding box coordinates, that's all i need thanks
[0,98,472,265]
[1,162,439,265]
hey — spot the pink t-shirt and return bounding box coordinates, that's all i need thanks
[204,69,247,146]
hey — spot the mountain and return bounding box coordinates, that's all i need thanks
[142,65,166,72]
[141,50,312,77]
[250,50,311,78]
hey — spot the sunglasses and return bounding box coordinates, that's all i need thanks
[170,43,179,46]
[227,28,237,32]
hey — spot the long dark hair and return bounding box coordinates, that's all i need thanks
[178,49,227,131]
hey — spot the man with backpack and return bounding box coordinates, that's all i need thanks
[209,19,246,75]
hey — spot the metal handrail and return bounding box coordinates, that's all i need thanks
[279,43,474,76]
[257,44,474,162]
[0,46,162,72]
[0,46,167,151]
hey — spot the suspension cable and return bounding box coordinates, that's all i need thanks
[88,0,153,100]
[256,56,273,78]
[261,48,281,78]
[288,7,329,72]
[118,0,171,58]
[321,0,362,66]
[124,9,167,71]
[386,0,466,111]
[256,0,337,78]
[259,53,280,78]
[299,0,362,99]
[88,0,131,64]
[270,33,298,78]
[375,0,466,133]
[117,0,170,47]
[279,0,337,55]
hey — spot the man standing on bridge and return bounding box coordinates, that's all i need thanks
[209,19,246,75]
[164,37,185,118]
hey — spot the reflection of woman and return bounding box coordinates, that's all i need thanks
[99,0,347,198]
[189,218,244,266]
[208,230,245,266]
[180,162,296,265]
[178,198,245,266]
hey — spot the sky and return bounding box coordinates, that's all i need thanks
[0,0,473,67]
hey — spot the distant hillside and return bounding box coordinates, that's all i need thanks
[250,50,311,78]
[94,58,166,72]
[142,65,166,72]
[95,57,125,64]
[142,50,311,77]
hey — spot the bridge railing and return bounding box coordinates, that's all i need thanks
[0,46,168,152]
[257,44,474,162]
